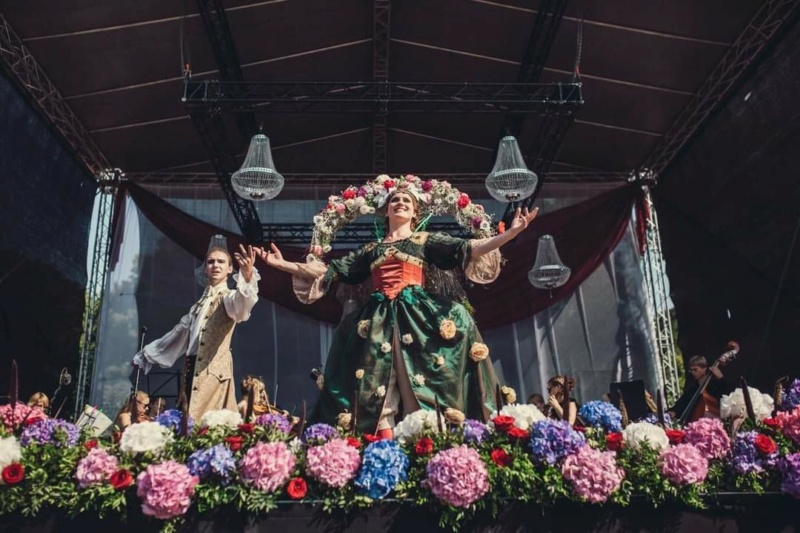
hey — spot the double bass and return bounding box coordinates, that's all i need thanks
[678,341,739,425]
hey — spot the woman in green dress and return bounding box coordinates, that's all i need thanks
[258,183,537,437]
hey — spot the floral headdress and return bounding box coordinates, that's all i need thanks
[309,174,495,261]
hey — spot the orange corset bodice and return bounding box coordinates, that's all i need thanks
[371,256,425,300]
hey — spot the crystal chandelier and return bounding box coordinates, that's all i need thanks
[528,235,571,290]
[485,136,538,202]
[231,134,285,201]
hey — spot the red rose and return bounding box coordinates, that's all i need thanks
[490,448,511,468]
[491,415,515,433]
[764,418,782,430]
[83,439,99,450]
[197,427,209,436]
[363,434,381,444]
[507,427,530,441]
[238,423,255,434]
[457,194,470,209]
[111,431,122,444]
[573,426,587,433]
[346,437,361,448]
[1,463,24,485]
[225,436,244,452]
[109,469,133,490]
[23,417,41,427]
[414,437,434,456]
[606,432,623,452]
[666,429,686,445]
[342,189,356,200]
[754,434,777,455]
[286,477,307,500]
[383,179,395,190]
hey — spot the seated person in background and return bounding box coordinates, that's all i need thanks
[527,393,545,413]
[544,376,579,426]
[237,375,270,420]
[27,392,50,414]
[115,391,151,430]
[668,355,733,420]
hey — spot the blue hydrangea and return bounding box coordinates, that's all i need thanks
[639,412,672,427]
[255,413,291,434]
[20,419,79,447]
[578,401,622,433]
[186,444,237,484]
[302,423,339,445]
[528,420,585,465]
[460,419,490,445]
[355,440,409,499]
[156,409,194,434]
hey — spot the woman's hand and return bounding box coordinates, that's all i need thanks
[509,207,539,235]
[255,243,286,270]
[548,395,563,416]
[234,244,257,283]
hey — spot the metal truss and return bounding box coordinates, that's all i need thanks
[263,222,467,245]
[0,14,109,177]
[501,0,570,138]
[126,171,630,186]
[183,80,583,114]
[189,111,263,241]
[75,170,120,415]
[640,0,799,179]
[638,184,681,404]
[372,0,390,173]
[196,0,257,137]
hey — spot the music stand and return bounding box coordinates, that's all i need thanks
[609,380,650,422]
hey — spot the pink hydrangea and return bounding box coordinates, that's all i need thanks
[425,445,489,508]
[777,408,800,446]
[136,461,199,519]
[75,448,118,488]
[0,402,46,432]
[684,418,730,460]
[306,438,360,488]
[659,444,709,485]
[562,445,625,504]
[239,442,296,493]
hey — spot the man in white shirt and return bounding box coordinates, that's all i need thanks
[133,238,260,421]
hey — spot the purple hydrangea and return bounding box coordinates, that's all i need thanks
[640,412,672,427]
[186,444,237,485]
[529,420,586,465]
[302,423,339,445]
[255,413,291,435]
[732,431,779,475]
[782,379,800,411]
[779,452,800,499]
[460,419,491,445]
[20,418,79,447]
[156,409,194,434]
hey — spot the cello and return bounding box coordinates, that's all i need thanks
[678,341,739,425]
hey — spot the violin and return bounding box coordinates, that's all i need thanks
[678,341,739,425]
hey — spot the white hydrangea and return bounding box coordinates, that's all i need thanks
[119,421,174,454]
[394,410,443,444]
[489,403,545,431]
[0,436,22,484]
[200,409,243,429]
[720,387,774,421]
[287,437,304,458]
[622,422,669,452]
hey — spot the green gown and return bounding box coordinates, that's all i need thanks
[304,231,500,433]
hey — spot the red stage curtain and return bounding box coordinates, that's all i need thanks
[126,182,646,329]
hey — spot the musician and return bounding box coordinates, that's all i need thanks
[668,355,733,420]
[544,376,578,425]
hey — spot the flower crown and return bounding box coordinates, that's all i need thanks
[308,174,496,261]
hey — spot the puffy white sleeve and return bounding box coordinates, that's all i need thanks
[132,313,192,374]
[223,269,261,322]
